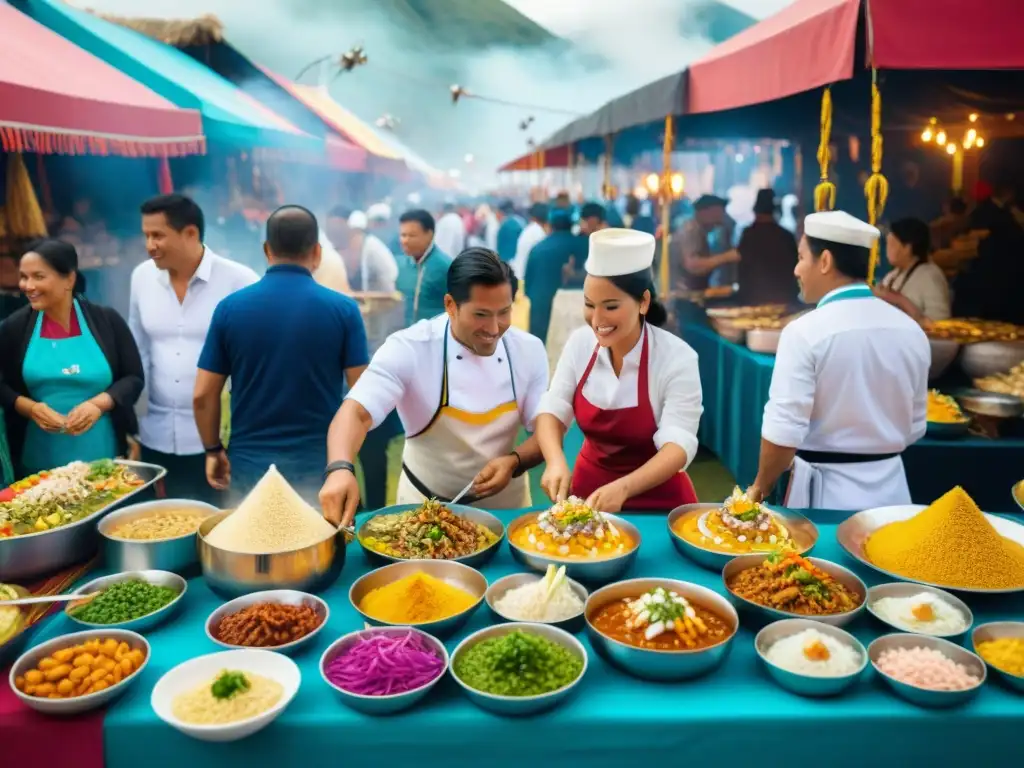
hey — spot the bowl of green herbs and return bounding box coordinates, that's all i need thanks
[66,570,186,632]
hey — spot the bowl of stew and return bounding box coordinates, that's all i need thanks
[584,578,738,681]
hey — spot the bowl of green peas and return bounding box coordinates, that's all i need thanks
[65,570,187,633]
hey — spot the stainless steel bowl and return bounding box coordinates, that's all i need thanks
[506,512,641,586]
[722,554,867,627]
[450,622,586,715]
[99,499,219,575]
[755,618,867,697]
[205,590,329,654]
[972,621,1024,693]
[667,503,818,572]
[197,511,346,598]
[0,460,166,582]
[866,582,973,639]
[929,338,960,380]
[584,578,738,681]
[868,633,986,708]
[710,317,746,344]
[925,419,971,438]
[349,560,486,638]
[953,388,1024,419]
[356,503,505,568]
[9,628,150,715]
[485,572,588,633]
[65,570,186,632]
[959,340,1024,379]
[746,328,781,354]
[320,626,449,715]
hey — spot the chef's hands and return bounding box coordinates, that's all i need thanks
[65,402,102,436]
[745,484,765,504]
[205,450,231,491]
[585,479,630,514]
[473,455,517,500]
[540,459,572,504]
[320,469,360,528]
[29,402,65,433]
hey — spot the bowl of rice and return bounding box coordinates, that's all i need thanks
[755,619,867,697]
[99,499,220,575]
[485,568,588,633]
[866,582,973,639]
[868,633,987,708]
[151,649,300,742]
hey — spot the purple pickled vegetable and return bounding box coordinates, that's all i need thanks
[325,631,445,696]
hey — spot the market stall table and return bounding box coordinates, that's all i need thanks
[685,324,1024,512]
[7,508,1023,768]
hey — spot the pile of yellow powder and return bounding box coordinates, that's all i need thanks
[864,487,1024,590]
[359,572,477,624]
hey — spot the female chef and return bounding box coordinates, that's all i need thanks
[535,228,703,512]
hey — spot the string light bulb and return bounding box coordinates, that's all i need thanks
[977,137,985,148]
[969,113,978,122]
[946,142,957,155]
[670,173,685,196]
[645,173,660,194]
[921,128,933,142]
[936,130,947,146]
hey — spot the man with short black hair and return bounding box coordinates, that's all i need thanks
[193,205,368,503]
[396,209,451,326]
[320,248,548,526]
[578,202,606,237]
[130,193,257,503]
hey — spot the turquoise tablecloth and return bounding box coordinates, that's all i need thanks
[24,509,1024,768]
[685,324,1024,513]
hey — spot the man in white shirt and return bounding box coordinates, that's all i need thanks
[130,194,258,502]
[513,202,548,278]
[331,209,399,293]
[434,201,466,257]
[748,211,930,511]
[319,249,549,526]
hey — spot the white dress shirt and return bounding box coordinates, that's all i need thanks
[434,212,466,259]
[513,221,545,278]
[347,315,549,434]
[539,324,702,469]
[129,247,258,455]
[357,233,398,292]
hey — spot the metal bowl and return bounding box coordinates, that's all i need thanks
[959,340,1024,379]
[197,511,346,598]
[866,582,973,639]
[925,419,971,438]
[868,633,986,708]
[205,590,329,654]
[722,554,867,627]
[1013,480,1024,513]
[755,618,867,697]
[929,338,960,381]
[584,578,738,681]
[65,570,187,632]
[0,460,166,582]
[485,572,588,634]
[837,503,1024,594]
[506,512,641,586]
[746,328,781,355]
[953,388,1024,419]
[356,503,505,568]
[667,503,818,572]
[710,318,745,344]
[99,499,219,575]
[349,560,486,638]
[320,626,449,715]
[9,628,150,715]
[450,622,586,715]
[972,621,1024,693]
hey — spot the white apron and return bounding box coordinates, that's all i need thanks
[398,322,531,509]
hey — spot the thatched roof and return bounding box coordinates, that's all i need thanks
[89,11,225,47]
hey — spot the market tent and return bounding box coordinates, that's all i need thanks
[13,0,321,155]
[0,3,203,157]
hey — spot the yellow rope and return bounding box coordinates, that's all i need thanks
[814,87,836,212]
[863,71,890,285]
[659,115,674,298]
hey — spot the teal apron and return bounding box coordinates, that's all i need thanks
[21,300,118,473]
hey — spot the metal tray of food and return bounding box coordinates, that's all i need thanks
[0,460,166,582]
[952,389,1024,419]
[746,328,781,354]
[710,318,745,344]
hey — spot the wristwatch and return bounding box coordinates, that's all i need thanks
[204,442,225,455]
[323,460,356,481]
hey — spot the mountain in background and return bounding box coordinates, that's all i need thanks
[683,1,756,43]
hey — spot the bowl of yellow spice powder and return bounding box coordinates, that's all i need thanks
[349,560,487,638]
[973,621,1024,692]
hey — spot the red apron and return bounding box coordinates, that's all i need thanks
[570,327,698,510]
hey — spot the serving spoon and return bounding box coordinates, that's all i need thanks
[0,591,99,608]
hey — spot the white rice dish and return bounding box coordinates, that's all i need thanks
[493,566,584,622]
[870,592,968,636]
[765,628,862,677]
[204,465,336,554]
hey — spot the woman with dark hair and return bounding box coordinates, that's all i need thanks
[535,229,702,512]
[0,239,144,473]
[875,217,951,322]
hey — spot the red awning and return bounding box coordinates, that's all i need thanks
[499,145,570,172]
[326,134,368,172]
[0,3,204,157]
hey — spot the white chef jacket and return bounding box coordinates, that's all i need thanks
[762,283,930,510]
[434,212,466,259]
[356,233,399,292]
[346,314,549,433]
[538,323,702,469]
[513,221,545,278]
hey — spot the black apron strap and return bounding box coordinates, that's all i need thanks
[796,449,900,464]
[406,320,450,440]
[400,462,479,505]
[893,260,924,294]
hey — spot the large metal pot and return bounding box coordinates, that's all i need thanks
[960,341,1024,379]
[928,338,960,380]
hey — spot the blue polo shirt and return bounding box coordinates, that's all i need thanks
[198,264,368,486]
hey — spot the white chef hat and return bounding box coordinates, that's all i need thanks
[366,202,391,221]
[348,210,368,230]
[803,210,880,248]
[584,228,656,277]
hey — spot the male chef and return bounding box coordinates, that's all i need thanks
[319,248,549,526]
[748,211,930,510]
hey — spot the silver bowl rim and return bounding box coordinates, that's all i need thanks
[666,502,819,558]
[347,559,488,628]
[318,625,450,701]
[354,502,506,564]
[867,632,988,694]
[9,627,151,707]
[98,498,221,543]
[865,582,974,638]
[505,510,641,565]
[754,618,869,681]
[721,554,868,622]
[65,569,187,628]
[971,620,1024,683]
[584,577,740,656]
[449,621,587,702]
[485,572,588,625]
[197,510,340,556]
[204,590,330,652]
